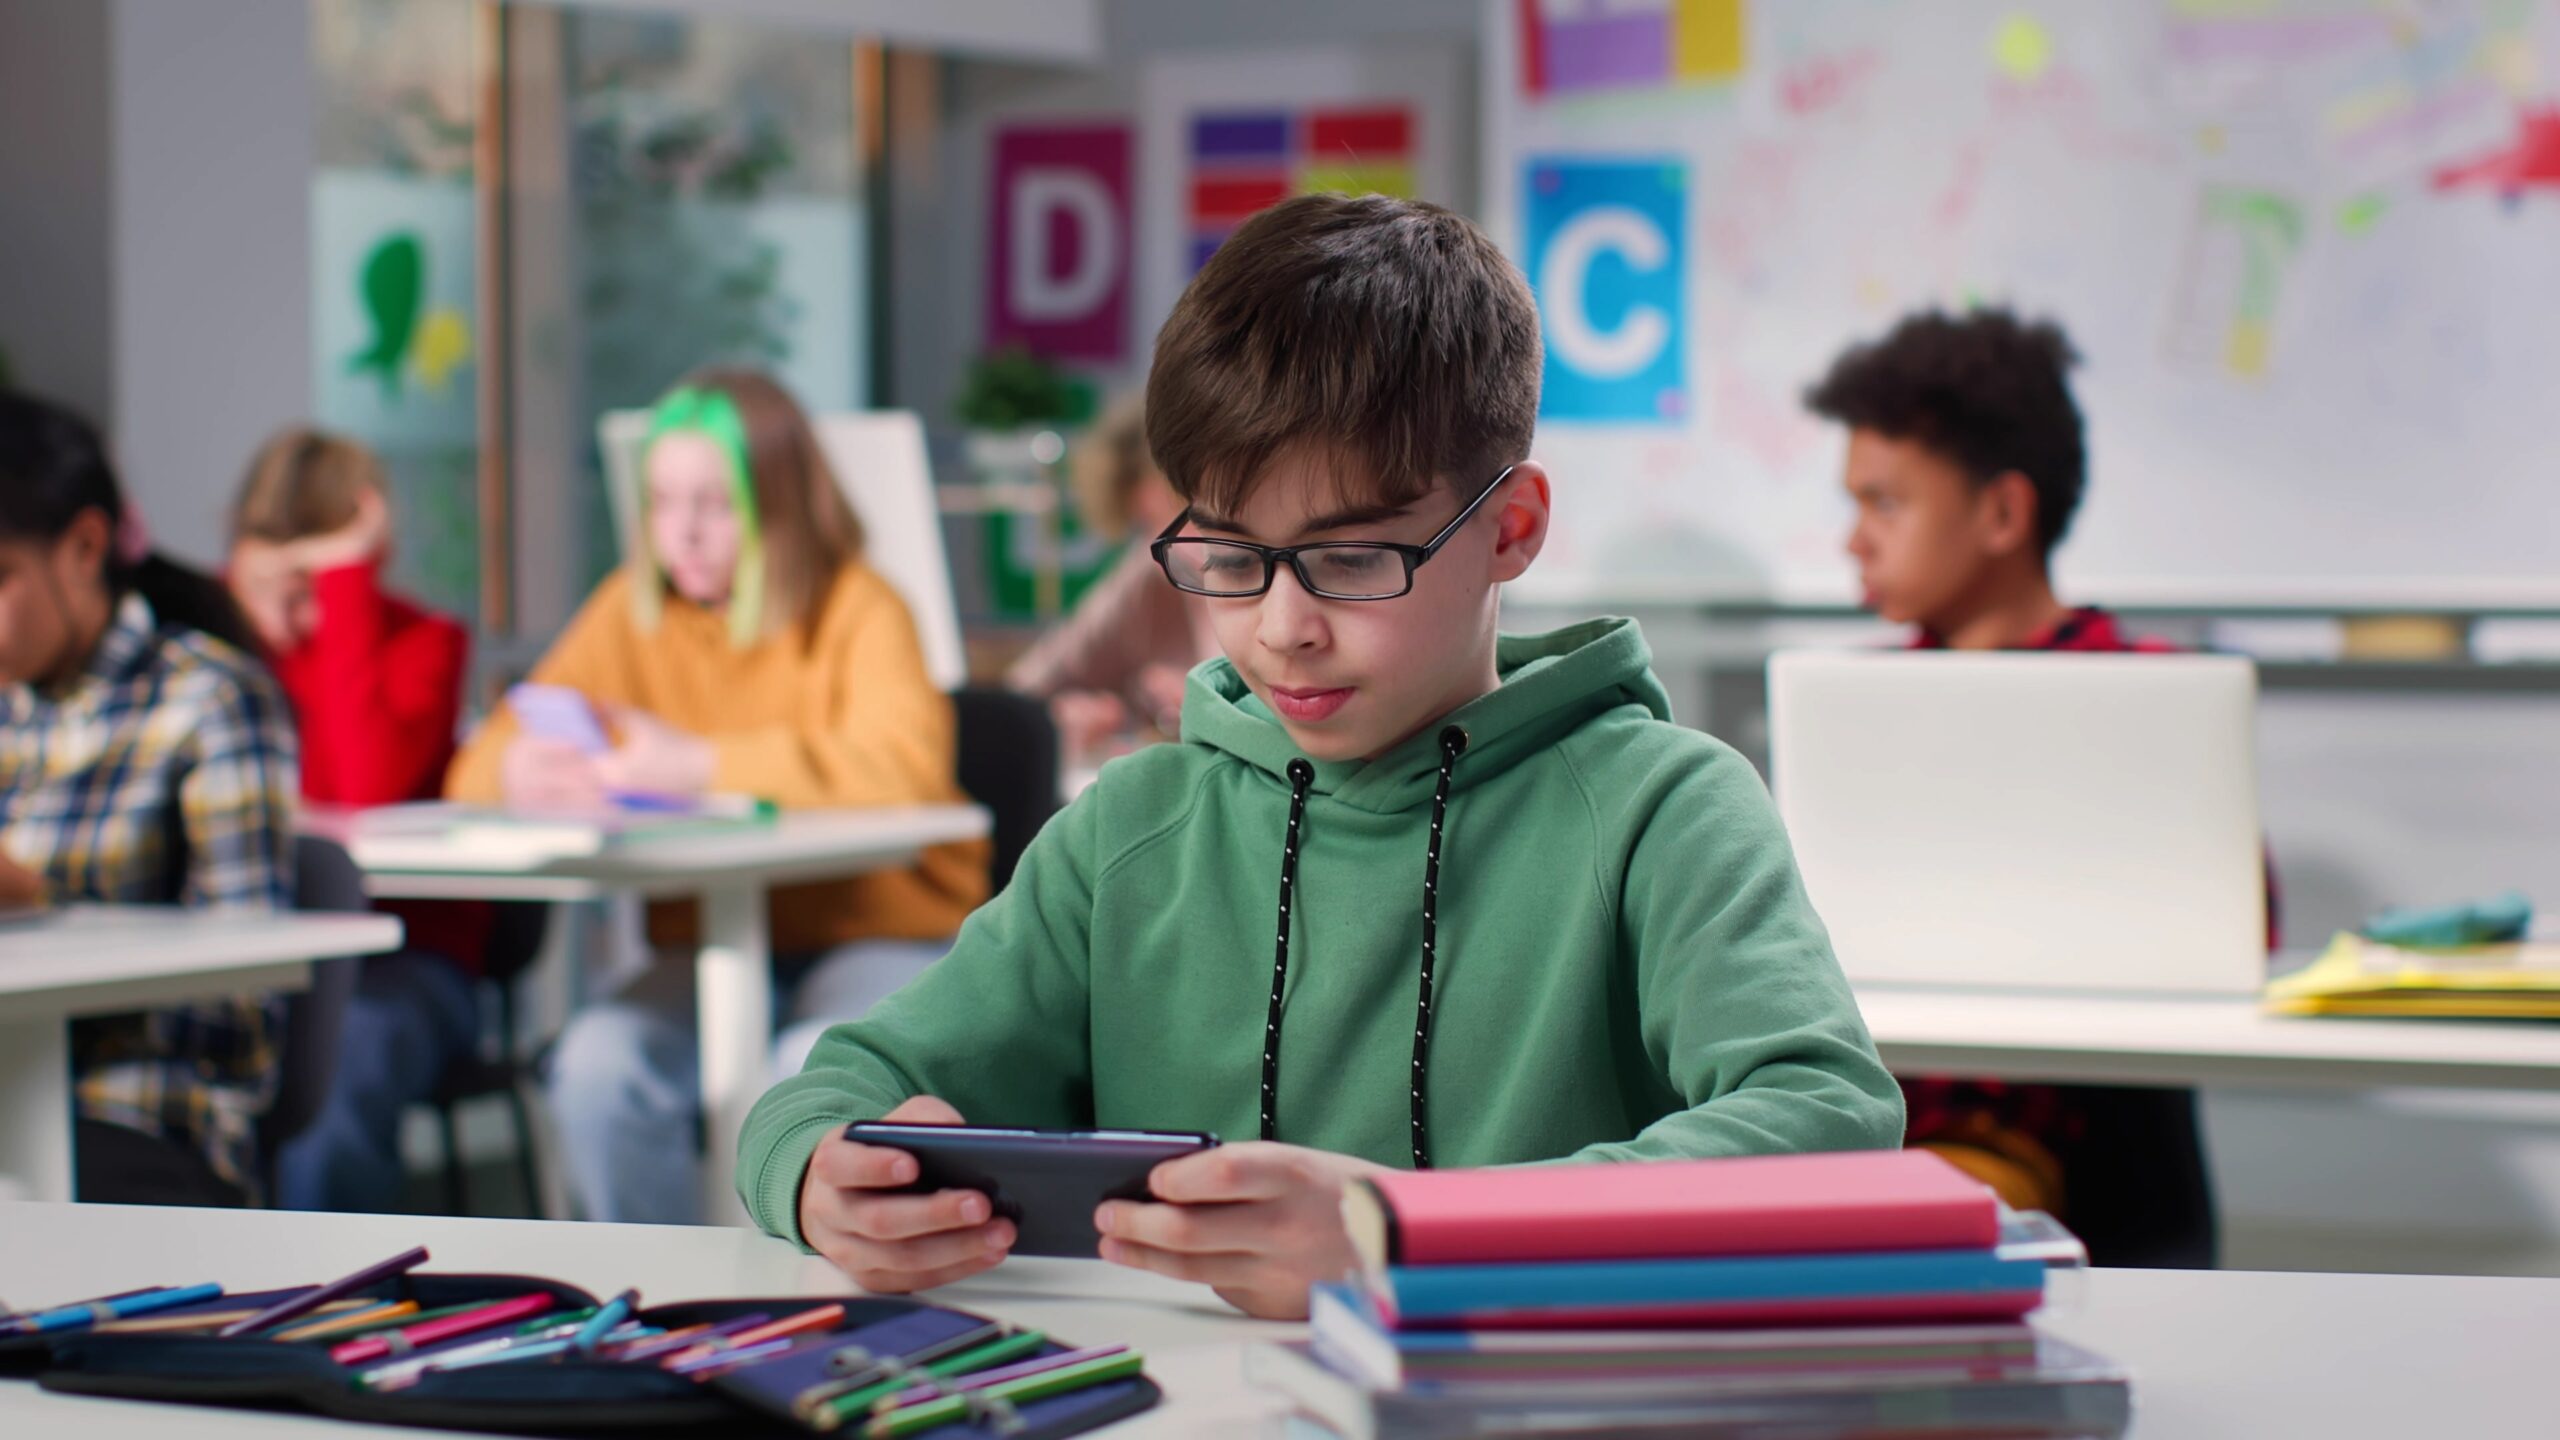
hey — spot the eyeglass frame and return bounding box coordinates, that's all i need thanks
[1148,463,1521,602]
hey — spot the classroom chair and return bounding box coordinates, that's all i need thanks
[255,836,372,1204]
[951,687,1062,891]
[416,901,549,1217]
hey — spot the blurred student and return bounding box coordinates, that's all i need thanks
[227,427,486,1213]
[1005,394,1215,755]
[0,391,297,1205]
[446,368,988,1224]
[1805,307,2227,1267]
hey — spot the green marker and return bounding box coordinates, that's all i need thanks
[816,1330,1050,1426]
[864,1350,1145,1439]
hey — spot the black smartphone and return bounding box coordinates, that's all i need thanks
[839,1122,1221,1258]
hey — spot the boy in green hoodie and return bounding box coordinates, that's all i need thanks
[739,194,1902,1318]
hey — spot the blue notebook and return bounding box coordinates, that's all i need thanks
[1367,1246,2048,1329]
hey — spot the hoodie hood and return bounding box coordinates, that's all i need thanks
[1177,616,1671,814]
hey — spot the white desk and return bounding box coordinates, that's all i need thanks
[350,807,992,1224]
[0,909,403,1202]
[1856,983,2560,1092]
[2,1202,2555,1438]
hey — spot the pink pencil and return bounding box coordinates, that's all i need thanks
[330,1292,555,1366]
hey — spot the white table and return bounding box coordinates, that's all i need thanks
[0,908,403,1202]
[2,1202,2555,1438]
[1855,982,2560,1091]
[348,807,992,1224]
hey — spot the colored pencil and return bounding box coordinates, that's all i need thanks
[219,1245,428,1337]
[330,1291,553,1366]
[16,1284,223,1336]
[865,1351,1145,1439]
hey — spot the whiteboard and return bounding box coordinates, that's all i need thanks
[1485,0,2560,609]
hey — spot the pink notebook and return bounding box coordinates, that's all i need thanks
[1344,1150,2000,1269]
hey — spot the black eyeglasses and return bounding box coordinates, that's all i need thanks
[1150,465,1519,601]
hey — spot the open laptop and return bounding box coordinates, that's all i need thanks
[1767,650,2266,996]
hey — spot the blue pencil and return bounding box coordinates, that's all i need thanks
[572,1289,638,1353]
[17,1283,223,1335]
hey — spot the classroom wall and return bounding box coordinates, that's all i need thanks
[110,0,315,566]
[0,0,114,424]
[884,0,1484,428]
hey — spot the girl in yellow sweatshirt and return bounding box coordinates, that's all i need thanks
[447,368,987,1223]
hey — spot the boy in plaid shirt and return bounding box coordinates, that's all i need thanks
[0,391,298,1202]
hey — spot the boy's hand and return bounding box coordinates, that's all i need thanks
[1095,1142,1388,1320]
[800,1095,1017,1294]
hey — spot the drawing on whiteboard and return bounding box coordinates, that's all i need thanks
[2165,185,2306,380]
[2432,104,2560,199]
[1185,107,1414,273]
[2314,3,2514,183]
[1990,13,2055,85]
[1519,0,1748,101]
[1779,46,1882,117]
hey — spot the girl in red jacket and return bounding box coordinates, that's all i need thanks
[229,428,487,1212]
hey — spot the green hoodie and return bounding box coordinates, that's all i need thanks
[738,618,1902,1241]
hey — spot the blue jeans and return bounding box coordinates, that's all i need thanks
[274,952,481,1213]
[543,939,950,1225]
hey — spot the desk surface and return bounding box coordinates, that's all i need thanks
[1856,982,2560,1092]
[353,805,991,901]
[0,908,402,1011]
[3,1203,2553,1438]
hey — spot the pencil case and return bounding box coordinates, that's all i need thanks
[20,1275,1158,1439]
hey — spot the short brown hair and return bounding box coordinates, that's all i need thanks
[231,427,383,543]
[649,366,866,636]
[1145,194,1540,520]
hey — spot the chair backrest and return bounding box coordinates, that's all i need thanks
[261,836,370,1166]
[598,407,966,690]
[949,687,1062,893]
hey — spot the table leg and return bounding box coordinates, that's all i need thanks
[696,882,771,1226]
[0,1016,75,1202]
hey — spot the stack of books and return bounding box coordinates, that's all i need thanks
[2266,931,2560,1019]
[1252,1150,2130,1439]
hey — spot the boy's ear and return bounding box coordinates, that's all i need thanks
[1980,470,2041,558]
[1488,462,1552,583]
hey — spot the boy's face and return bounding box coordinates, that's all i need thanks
[1187,448,1547,764]
[1840,429,2020,628]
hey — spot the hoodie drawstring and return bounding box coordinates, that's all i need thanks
[1409,725,1469,1169]
[1259,758,1316,1145]
[1259,726,1469,1171]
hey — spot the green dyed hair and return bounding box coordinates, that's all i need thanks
[636,384,768,647]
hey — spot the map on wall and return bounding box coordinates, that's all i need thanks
[1487,0,2560,608]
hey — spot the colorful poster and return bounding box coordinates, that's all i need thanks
[987,123,1133,361]
[1139,42,1468,340]
[1186,107,1415,272]
[1520,0,1747,100]
[1526,158,1687,423]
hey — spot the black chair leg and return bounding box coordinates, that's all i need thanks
[503,1084,543,1218]
[437,1103,469,1216]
